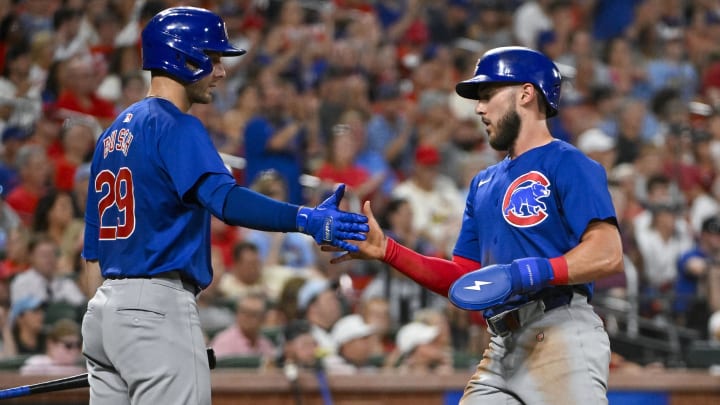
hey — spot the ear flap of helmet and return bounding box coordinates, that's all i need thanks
[143,32,213,83]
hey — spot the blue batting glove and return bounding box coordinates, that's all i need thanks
[508,257,554,294]
[296,184,369,252]
[448,257,555,311]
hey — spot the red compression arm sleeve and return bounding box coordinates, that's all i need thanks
[549,256,569,285]
[383,238,481,296]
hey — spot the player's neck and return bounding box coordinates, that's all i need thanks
[147,77,191,112]
[509,118,553,159]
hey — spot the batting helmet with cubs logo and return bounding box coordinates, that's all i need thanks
[141,7,246,83]
[455,46,562,117]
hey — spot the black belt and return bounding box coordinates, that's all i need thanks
[487,288,582,337]
[106,271,200,295]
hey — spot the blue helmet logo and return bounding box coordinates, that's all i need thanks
[141,7,246,83]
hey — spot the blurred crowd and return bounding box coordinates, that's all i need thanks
[1,0,720,376]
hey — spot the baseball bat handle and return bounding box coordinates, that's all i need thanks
[0,347,215,400]
[0,386,30,400]
[0,373,88,399]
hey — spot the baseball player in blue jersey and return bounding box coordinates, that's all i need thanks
[328,47,624,404]
[80,7,368,405]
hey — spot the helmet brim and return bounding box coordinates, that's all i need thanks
[455,75,494,100]
[218,47,247,57]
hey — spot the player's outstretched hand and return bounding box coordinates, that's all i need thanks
[322,200,387,263]
[296,184,369,252]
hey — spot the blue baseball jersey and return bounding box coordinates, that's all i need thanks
[82,98,234,289]
[453,140,617,311]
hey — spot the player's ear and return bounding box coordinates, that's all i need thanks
[518,83,536,109]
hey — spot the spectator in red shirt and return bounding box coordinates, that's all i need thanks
[5,144,53,226]
[55,55,115,128]
[0,226,30,281]
[52,118,95,192]
[315,122,383,201]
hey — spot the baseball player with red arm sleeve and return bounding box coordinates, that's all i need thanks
[329,47,624,405]
[80,7,368,405]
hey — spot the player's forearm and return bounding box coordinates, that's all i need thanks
[563,221,624,284]
[383,238,480,296]
[195,174,299,231]
[223,185,299,231]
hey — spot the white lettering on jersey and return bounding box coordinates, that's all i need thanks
[103,128,134,158]
[103,130,117,158]
[116,129,134,156]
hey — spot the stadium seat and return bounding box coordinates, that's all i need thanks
[684,341,720,368]
[214,355,263,369]
[0,354,32,371]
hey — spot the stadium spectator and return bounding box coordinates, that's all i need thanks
[297,278,342,357]
[276,319,319,370]
[315,122,382,202]
[674,216,720,337]
[31,190,84,275]
[220,83,260,156]
[361,197,445,325]
[20,318,84,375]
[52,7,88,62]
[243,75,312,205]
[5,144,53,226]
[210,291,277,361]
[325,313,377,374]
[4,295,46,356]
[339,107,397,204]
[636,203,693,319]
[197,247,234,338]
[9,233,85,307]
[218,241,273,300]
[52,118,95,192]
[391,144,465,256]
[366,82,416,181]
[512,0,552,48]
[393,321,452,374]
[243,169,317,270]
[54,55,116,128]
[576,127,617,173]
[358,296,393,357]
[0,226,30,281]
[0,126,30,195]
[0,46,42,130]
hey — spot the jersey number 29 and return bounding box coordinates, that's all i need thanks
[96,167,135,240]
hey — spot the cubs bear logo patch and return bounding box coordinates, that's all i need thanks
[502,171,551,227]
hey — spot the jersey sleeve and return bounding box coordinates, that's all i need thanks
[82,162,100,261]
[157,115,232,201]
[554,152,617,238]
[452,175,483,263]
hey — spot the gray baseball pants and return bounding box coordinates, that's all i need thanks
[81,273,210,405]
[461,293,610,405]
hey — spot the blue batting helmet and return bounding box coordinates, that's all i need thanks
[455,46,562,117]
[141,7,246,83]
